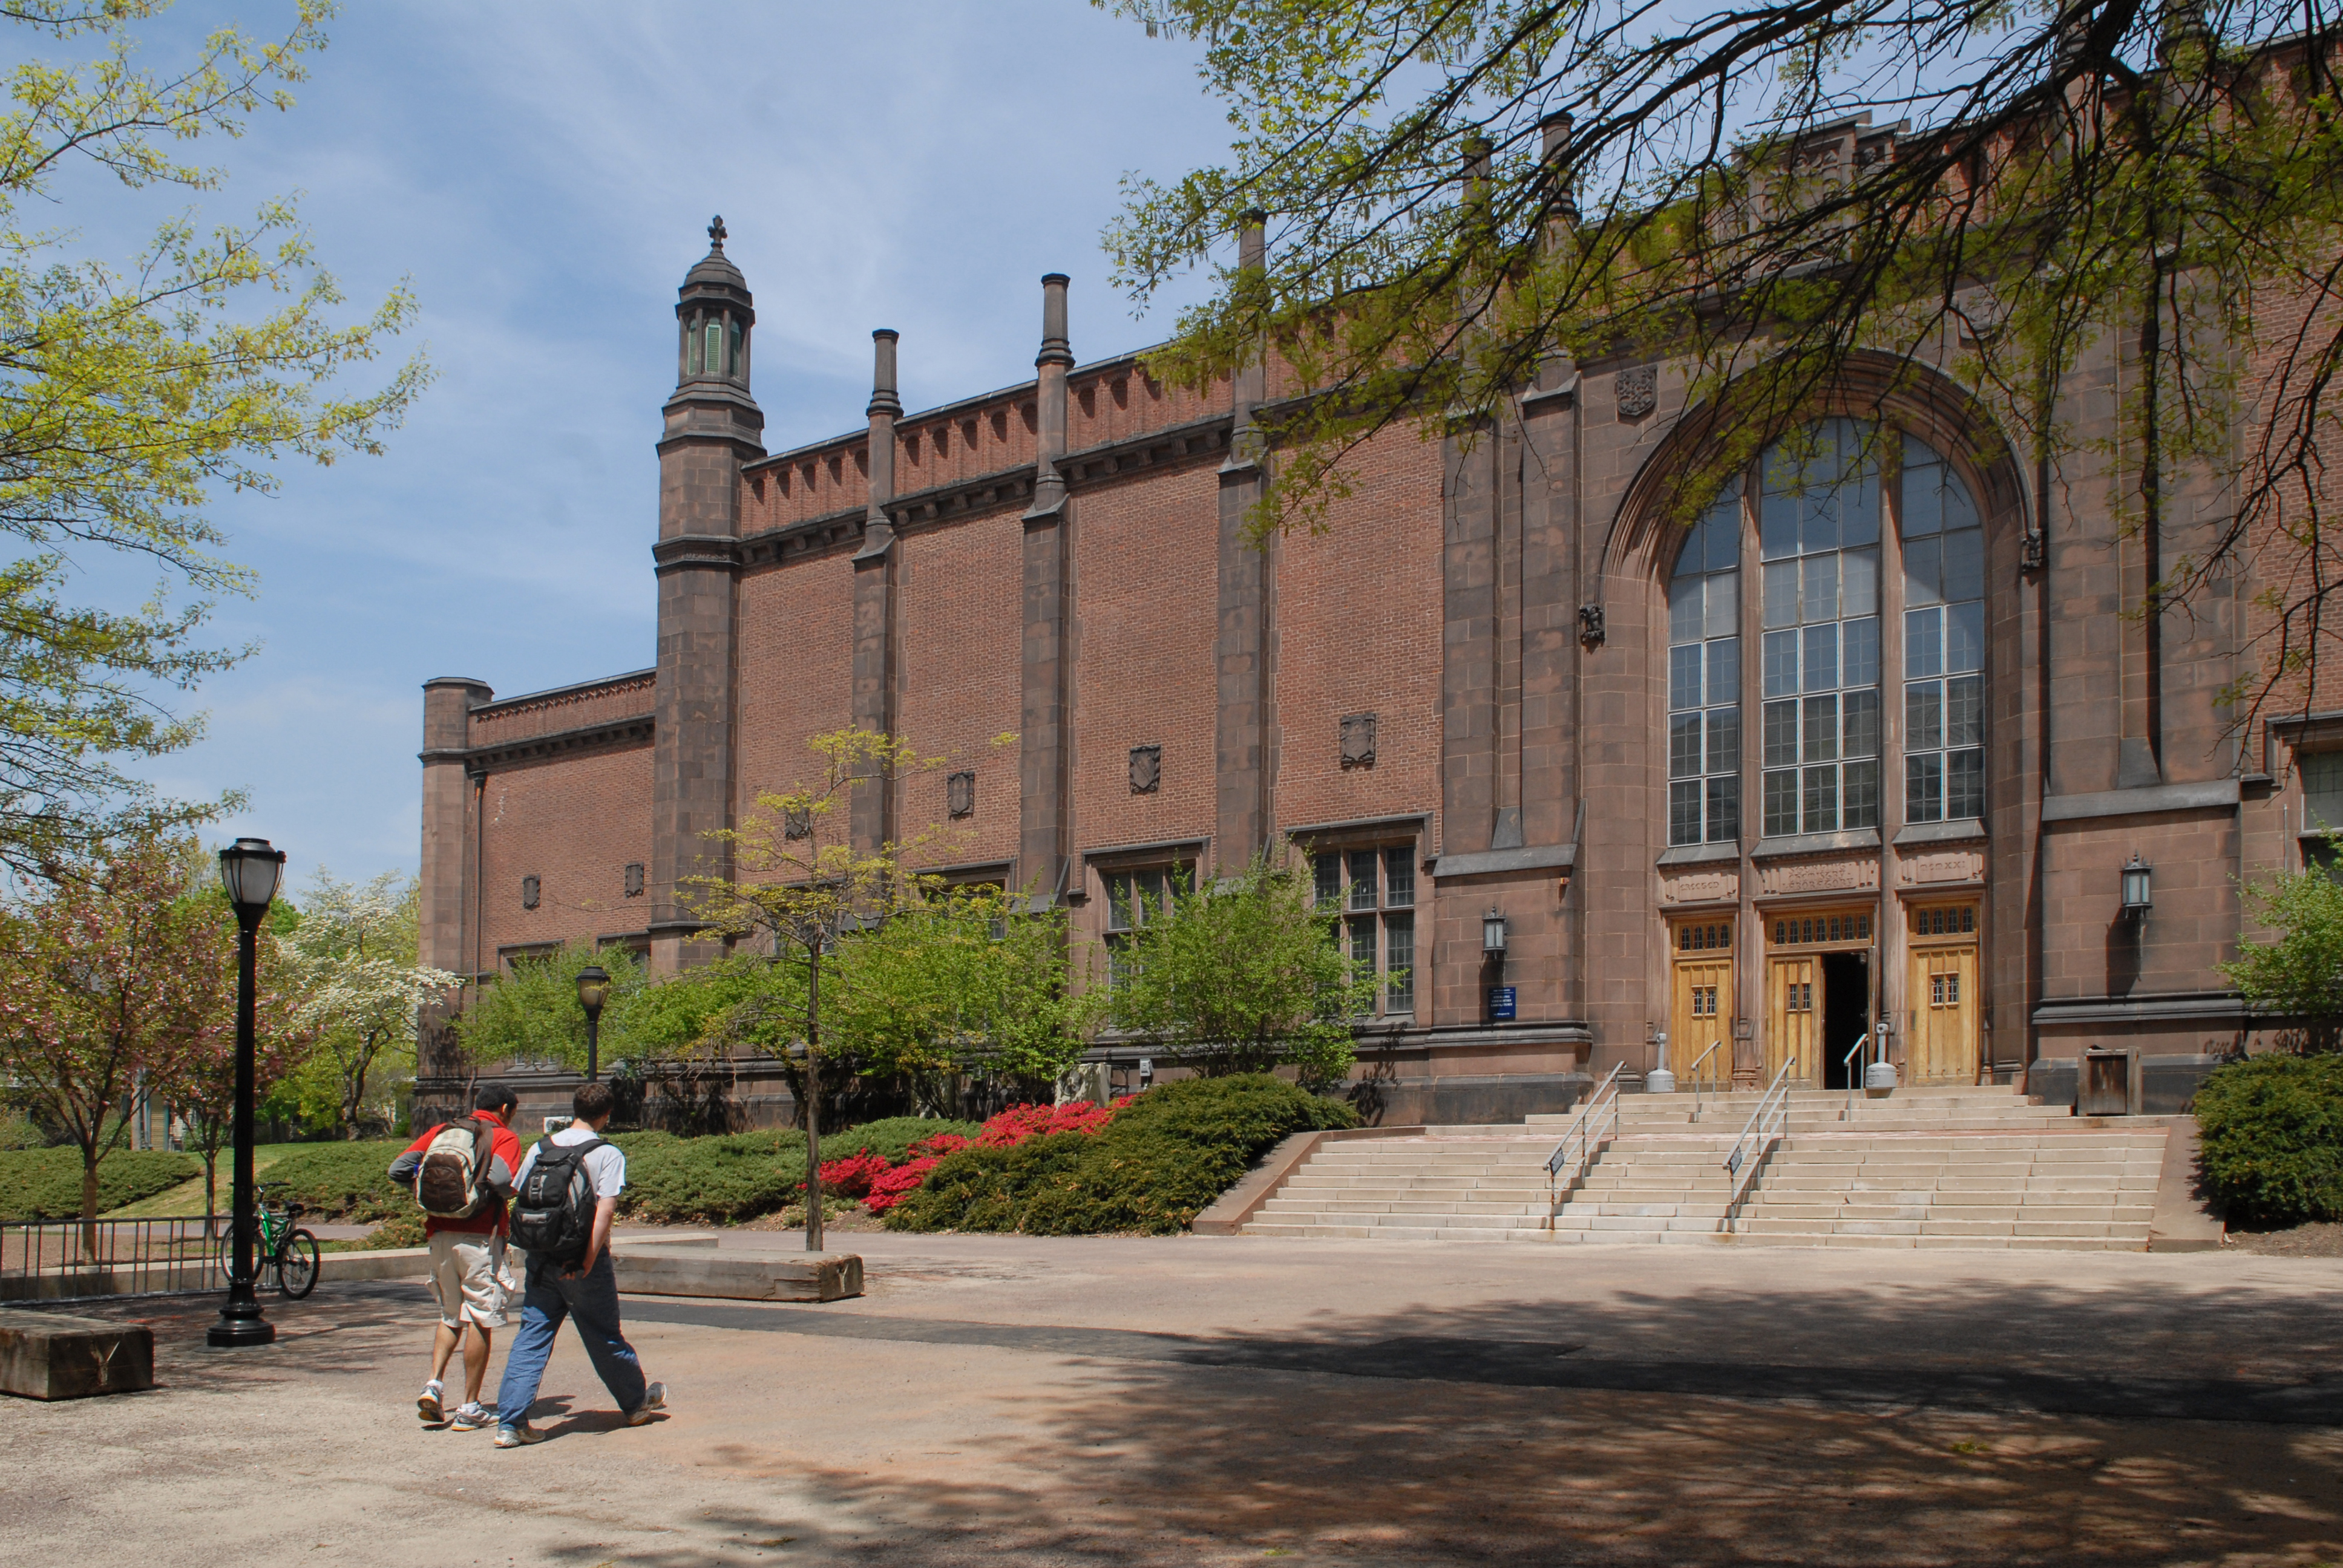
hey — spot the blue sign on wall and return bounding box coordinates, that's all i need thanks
[1487,986,1517,1021]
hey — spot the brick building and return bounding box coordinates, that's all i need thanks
[416,195,2302,1128]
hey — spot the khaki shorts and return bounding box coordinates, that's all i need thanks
[427,1232,510,1330]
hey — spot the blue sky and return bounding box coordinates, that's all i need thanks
[54,2,1233,889]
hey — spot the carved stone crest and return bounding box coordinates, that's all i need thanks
[1129,744,1162,794]
[947,769,975,818]
[1578,604,1606,649]
[1616,365,1657,420]
[1339,713,1377,769]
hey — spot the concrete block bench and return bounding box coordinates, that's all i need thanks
[1,1312,153,1399]
[612,1247,863,1302]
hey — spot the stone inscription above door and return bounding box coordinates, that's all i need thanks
[1660,869,1740,906]
[1757,857,1879,898]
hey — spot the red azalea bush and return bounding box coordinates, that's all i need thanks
[974,1098,1133,1148]
[847,1104,1131,1215]
[864,1158,942,1213]
[816,1150,895,1199]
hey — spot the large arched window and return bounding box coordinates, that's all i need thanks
[1759,419,1881,837]
[1667,489,1741,846]
[1899,435,1985,821]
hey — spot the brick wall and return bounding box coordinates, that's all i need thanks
[475,743,655,964]
[896,503,1025,872]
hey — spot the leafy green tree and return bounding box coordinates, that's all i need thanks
[0,1,425,872]
[1103,0,2340,717]
[1105,853,1374,1082]
[452,942,648,1079]
[824,885,1097,1102]
[2223,849,2343,1050]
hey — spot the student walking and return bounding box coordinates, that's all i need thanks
[388,1082,524,1431]
[494,1080,666,1446]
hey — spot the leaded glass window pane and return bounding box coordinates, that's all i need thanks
[1901,437,1986,823]
[1748,418,1881,841]
[1669,491,1743,844]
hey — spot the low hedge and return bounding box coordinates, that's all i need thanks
[0,1148,200,1221]
[821,1116,982,1165]
[262,1140,413,1223]
[611,1129,809,1224]
[884,1074,1359,1235]
[2194,1052,2343,1227]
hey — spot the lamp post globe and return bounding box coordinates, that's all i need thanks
[575,964,611,1082]
[208,836,286,1350]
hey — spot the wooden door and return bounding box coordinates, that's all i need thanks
[1907,902,1980,1083]
[1669,917,1735,1085]
[1766,956,1818,1084]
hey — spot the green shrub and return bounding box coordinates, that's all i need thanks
[2194,1053,2343,1227]
[359,1212,428,1249]
[611,1129,810,1224]
[885,1074,1358,1235]
[827,1116,982,1165]
[263,1140,412,1223]
[0,1148,200,1221]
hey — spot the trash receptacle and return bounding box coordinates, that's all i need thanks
[2079,1048,2132,1116]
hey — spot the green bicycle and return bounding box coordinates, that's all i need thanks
[215,1183,320,1300]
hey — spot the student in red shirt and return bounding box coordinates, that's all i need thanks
[388,1083,524,1431]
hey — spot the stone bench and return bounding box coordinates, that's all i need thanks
[612,1247,863,1302]
[0,1312,153,1399]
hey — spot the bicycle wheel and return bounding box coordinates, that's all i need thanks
[279,1230,320,1300]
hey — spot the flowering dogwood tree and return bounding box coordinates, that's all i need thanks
[279,871,457,1138]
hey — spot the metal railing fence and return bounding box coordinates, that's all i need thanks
[1685,1041,1725,1123]
[1720,1055,1798,1226]
[1545,1062,1625,1229]
[1,1215,228,1302]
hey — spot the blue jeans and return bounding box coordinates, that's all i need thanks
[494,1252,646,1426]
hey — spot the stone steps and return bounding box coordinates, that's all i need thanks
[1240,1085,2168,1252]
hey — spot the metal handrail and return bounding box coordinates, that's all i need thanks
[1720,1054,1798,1222]
[1685,1040,1725,1122]
[1842,1030,1873,1120]
[1545,1061,1625,1229]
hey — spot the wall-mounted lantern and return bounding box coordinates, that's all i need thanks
[2120,854,2152,916]
[1483,908,1508,955]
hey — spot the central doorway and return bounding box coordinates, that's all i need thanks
[1763,906,1876,1086]
[1818,950,1870,1089]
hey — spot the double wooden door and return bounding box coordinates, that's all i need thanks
[1668,917,1734,1086]
[1906,901,1981,1083]
[1762,906,1876,1085]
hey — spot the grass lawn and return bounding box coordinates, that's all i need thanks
[100,1144,318,1220]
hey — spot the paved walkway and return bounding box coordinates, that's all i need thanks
[10,1233,2343,1564]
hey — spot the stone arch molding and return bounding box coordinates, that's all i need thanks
[1599,350,2030,589]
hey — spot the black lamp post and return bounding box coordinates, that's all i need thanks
[575,964,611,1082]
[208,836,286,1350]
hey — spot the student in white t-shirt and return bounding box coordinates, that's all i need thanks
[492,1081,666,1446]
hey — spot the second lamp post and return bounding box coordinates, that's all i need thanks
[575,964,611,1082]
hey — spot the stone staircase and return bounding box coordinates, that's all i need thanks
[1240,1085,2166,1250]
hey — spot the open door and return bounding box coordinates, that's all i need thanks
[1763,906,1876,1086]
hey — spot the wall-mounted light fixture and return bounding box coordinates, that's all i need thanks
[2120,854,2152,916]
[1483,908,1508,955]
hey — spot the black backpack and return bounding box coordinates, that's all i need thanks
[509,1136,608,1264]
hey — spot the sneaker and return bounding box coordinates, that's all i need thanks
[493,1423,545,1448]
[626,1382,667,1426]
[450,1402,492,1431]
[416,1380,444,1423]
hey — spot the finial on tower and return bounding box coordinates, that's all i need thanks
[707,214,727,250]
